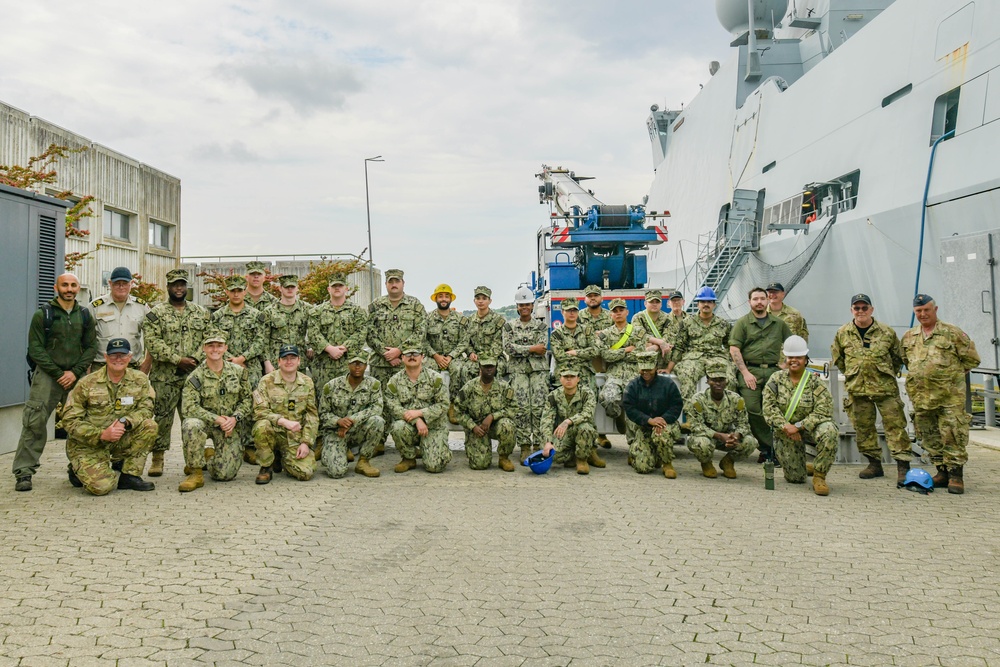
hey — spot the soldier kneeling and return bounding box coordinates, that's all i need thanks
[252,345,318,484]
[454,358,517,471]
[387,349,452,474]
[540,369,598,475]
[685,360,758,479]
[621,352,683,478]
[319,349,384,478]
[64,338,157,495]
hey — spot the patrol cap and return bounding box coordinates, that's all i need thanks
[584,285,603,296]
[644,288,662,302]
[559,368,580,377]
[328,272,348,286]
[110,266,133,283]
[431,283,456,300]
[278,274,299,287]
[245,261,267,275]
[106,338,131,355]
[560,298,580,312]
[478,357,497,367]
[636,351,658,370]
[385,269,404,281]
[913,294,934,307]
[851,293,872,306]
[278,344,300,358]
[166,268,189,284]
[402,347,423,356]
[705,359,729,380]
[225,275,247,290]
[667,290,684,300]
[203,330,227,345]
[766,281,785,292]
[347,348,371,364]
[474,285,492,298]
[608,298,627,310]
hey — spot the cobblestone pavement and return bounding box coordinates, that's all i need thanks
[3,430,1000,667]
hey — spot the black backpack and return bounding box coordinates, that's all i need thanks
[26,303,93,382]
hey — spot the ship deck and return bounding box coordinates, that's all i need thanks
[3,429,1000,666]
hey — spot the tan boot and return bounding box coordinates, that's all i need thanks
[597,435,612,449]
[448,404,459,425]
[859,455,884,479]
[947,466,964,495]
[587,451,606,468]
[719,454,737,479]
[346,448,355,463]
[374,443,386,457]
[662,463,677,479]
[394,458,416,473]
[520,447,531,464]
[498,456,515,472]
[255,466,272,485]
[148,451,164,477]
[355,457,380,478]
[204,447,215,462]
[813,471,830,496]
[701,460,718,478]
[806,462,815,477]
[563,457,577,468]
[576,459,590,475]
[314,441,324,461]
[178,470,204,492]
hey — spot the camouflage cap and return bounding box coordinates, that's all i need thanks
[402,347,423,356]
[165,268,189,284]
[245,261,267,275]
[560,298,580,311]
[474,285,492,298]
[851,293,872,306]
[667,290,684,300]
[584,284,603,296]
[705,359,730,379]
[608,298,627,310]
[385,269,404,280]
[913,294,933,307]
[203,330,227,345]
[478,357,497,367]
[644,288,662,302]
[328,272,348,286]
[225,275,247,290]
[347,347,371,364]
[559,368,580,377]
[635,351,658,370]
[278,344,300,358]
[278,274,299,287]
[106,337,131,355]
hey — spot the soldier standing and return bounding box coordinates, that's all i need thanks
[263,274,313,375]
[424,283,468,406]
[63,338,157,495]
[143,269,212,477]
[252,345,318,484]
[597,298,652,429]
[503,287,549,462]
[367,269,427,451]
[386,349,451,474]
[664,290,689,341]
[454,358,517,471]
[766,282,809,341]
[540,369,599,475]
[13,272,97,492]
[729,287,793,463]
[550,298,595,384]
[308,272,369,398]
[579,285,613,334]
[621,352,683,477]
[463,286,507,384]
[244,260,278,309]
[669,286,733,399]
[901,294,980,494]
[319,349,384,479]
[830,293,912,483]
[88,266,151,372]
[178,331,253,492]
[630,289,672,369]
[685,360,758,479]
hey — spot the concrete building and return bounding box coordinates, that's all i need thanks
[1,99,181,300]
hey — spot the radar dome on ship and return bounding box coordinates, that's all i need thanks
[715,0,789,36]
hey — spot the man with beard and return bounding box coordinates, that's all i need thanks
[142,269,212,477]
[670,286,734,400]
[424,283,468,405]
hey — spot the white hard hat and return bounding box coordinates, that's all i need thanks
[782,335,809,357]
[514,286,535,304]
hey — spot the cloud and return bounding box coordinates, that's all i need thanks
[218,52,365,114]
[190,140,263,163]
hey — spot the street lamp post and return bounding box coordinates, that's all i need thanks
[364,155,384,305]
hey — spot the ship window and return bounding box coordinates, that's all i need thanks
[930,87,961,144]
[762,160,777,173]
[882,84,912,108]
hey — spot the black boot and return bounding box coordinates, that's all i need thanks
[67,464,82,488]
[117,473,155,491]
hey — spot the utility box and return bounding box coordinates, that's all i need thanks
[0,184,68,454]
[940,229,1000,372]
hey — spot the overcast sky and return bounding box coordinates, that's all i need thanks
[2,1,732,308]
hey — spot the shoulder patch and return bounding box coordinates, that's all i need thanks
[433,377,443,389]
[692,400,704,413]
[91,298,105,307]
[145,311,159,322]
[134,296,146,305]
[258,312,267,323]
[187,374,202,391]
[387,382,399,396]
[736,398,745,411]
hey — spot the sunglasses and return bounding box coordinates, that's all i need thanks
[852,304,870,311]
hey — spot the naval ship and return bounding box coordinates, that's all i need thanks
[643,0,1000,355]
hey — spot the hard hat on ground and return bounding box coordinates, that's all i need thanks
[901,468,934,493]
[514,286,535,304]
[782,335,809,357]
[522,449,554,474]
[694,286,718,302]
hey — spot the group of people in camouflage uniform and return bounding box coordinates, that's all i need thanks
[12,265,981,497]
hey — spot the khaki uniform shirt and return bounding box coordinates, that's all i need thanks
[89,294,150,363]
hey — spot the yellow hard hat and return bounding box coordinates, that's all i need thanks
[430,283,456,300]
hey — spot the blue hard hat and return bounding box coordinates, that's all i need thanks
[901,468,934,493]
[694,286,718,302]
[522,450,554,475]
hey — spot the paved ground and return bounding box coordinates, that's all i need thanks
[3,431,1000,667]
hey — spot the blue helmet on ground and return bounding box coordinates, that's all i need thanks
[522,449,554,475]
[901,468,934,493]
[694,286,718,302]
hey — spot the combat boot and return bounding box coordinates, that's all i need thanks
[520,447,531,464]
[597,434,612,449]
[806,462,815,477]
[204,447,215,462]
[859,455,884,479]
[148,451,164,477]
[932,465,949,488]
[896,459,910,486]
[812,471,830,496]
[563,457,577,468]
[719,454,737,479]
[701,460,718,478]
[374,443,386,457]
[662,463,677,479]
[498,456,515,472]
[14,476,32,492]
[243,449,258,465]
[178,470,204,492]
[448,404,459,425]
[255,466,272,484]
[587,451,606,468]
[313,441,324,461]
[67,464,82,488]
[118,474,154,491]
[576,459,590,475]
[394,458,416,473]
[355,457,380,478]
[948,466,964,495]
[346,448,355,463]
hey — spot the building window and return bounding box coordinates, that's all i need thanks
[149,219,173,250]
[930,87,961,144]
[103,208,131,241]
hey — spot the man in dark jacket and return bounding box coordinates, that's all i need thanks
[622,351,683,478]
